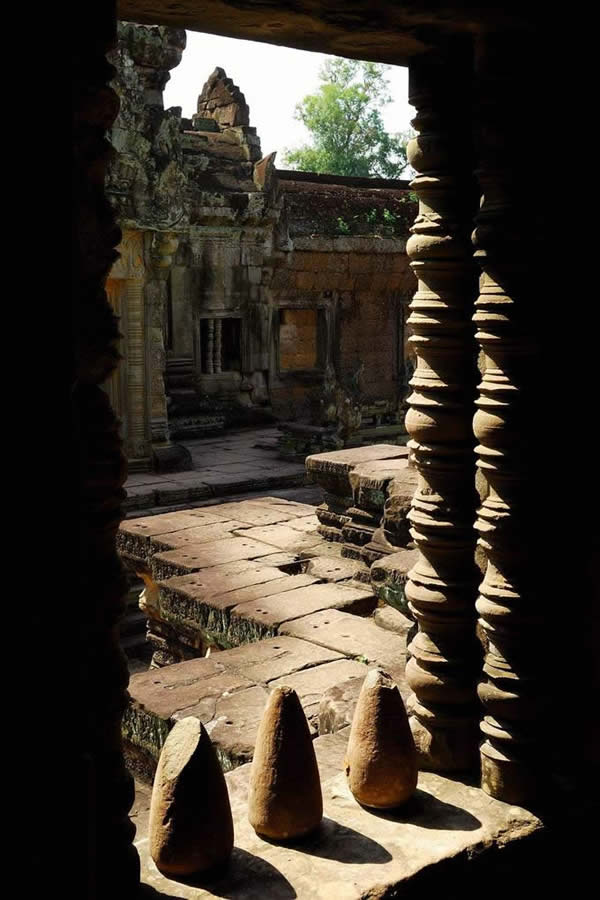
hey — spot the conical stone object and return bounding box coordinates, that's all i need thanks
[345,668,418,808]
[149,717,234,876]
[248,685,322,840]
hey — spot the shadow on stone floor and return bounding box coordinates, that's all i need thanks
[361,789,482,831]
[261,816,393,864]
[140,847,297,898]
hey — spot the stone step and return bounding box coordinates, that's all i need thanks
[280,607,407,671]
[123,635,369,782]
[306,444,408,499]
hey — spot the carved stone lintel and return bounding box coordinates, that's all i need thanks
[404,43,480,772]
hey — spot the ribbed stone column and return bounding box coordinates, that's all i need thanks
[404,43,481,771]
[472,33,547,805]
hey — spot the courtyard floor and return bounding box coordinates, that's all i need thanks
[124,427,310,517]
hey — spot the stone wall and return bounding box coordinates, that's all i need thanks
[269,234,414,425]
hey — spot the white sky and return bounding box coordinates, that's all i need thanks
[164,31,415,168]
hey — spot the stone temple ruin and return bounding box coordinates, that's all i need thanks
[74,4,596,899]
[105,23,416,473]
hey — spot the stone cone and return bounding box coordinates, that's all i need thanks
[248,685,323,840]
[149,717,234,876]
[345,668,418,808]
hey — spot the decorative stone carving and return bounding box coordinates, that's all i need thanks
[345,669,417,808]
[248,686,322,840]
[149,717,234,875]
[404,45,480,771]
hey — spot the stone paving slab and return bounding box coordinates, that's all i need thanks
[305,556,369,582]
[231,523,324,553]
[118,511,229,566]
[230,582,376,638]
[188,501,300,526]
[151,536,279,580]
[280,607,407,669]
[156,561,286,601]
[138,760,542,900]
[256,498,320,517]
[149,520,249,551]
[128,666,252,723]
[124,637,361,777]
[198,684,269,769]
[268,657,368,726]
[285,514,321,532]
[208,635,343,684]
[254,551,302,570]
[298,540,345,561]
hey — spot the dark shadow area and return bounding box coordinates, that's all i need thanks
[260,816,393,864]
[142,847,297,899]
[361,788,481,831]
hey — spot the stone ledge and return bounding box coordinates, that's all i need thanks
[158,572,321,648]
[306,445,408,498]
[137,754,543,899]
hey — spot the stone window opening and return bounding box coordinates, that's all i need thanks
[278,307,326,372]
[199,317,242,374]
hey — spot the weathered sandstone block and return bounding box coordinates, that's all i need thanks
[248,686,322,840]
[345,669,417,809]
[149,717,234,876]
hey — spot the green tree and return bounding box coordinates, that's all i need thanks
[283,58,411,178]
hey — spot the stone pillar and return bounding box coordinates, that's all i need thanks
[472,34,548,805]
[149,231,179,445]
[73,0,139,893]
[214,317,223,373]
[206,318,215,374]
[170,265,194,358]
[107,229,151,469]
[404,42,481,771]
[125,272,149,462]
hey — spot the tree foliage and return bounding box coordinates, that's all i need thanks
[283,58,410,179]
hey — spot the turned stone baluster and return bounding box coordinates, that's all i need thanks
[473,34,547,805]
[404,44,481,771]
[206,318,215,374]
